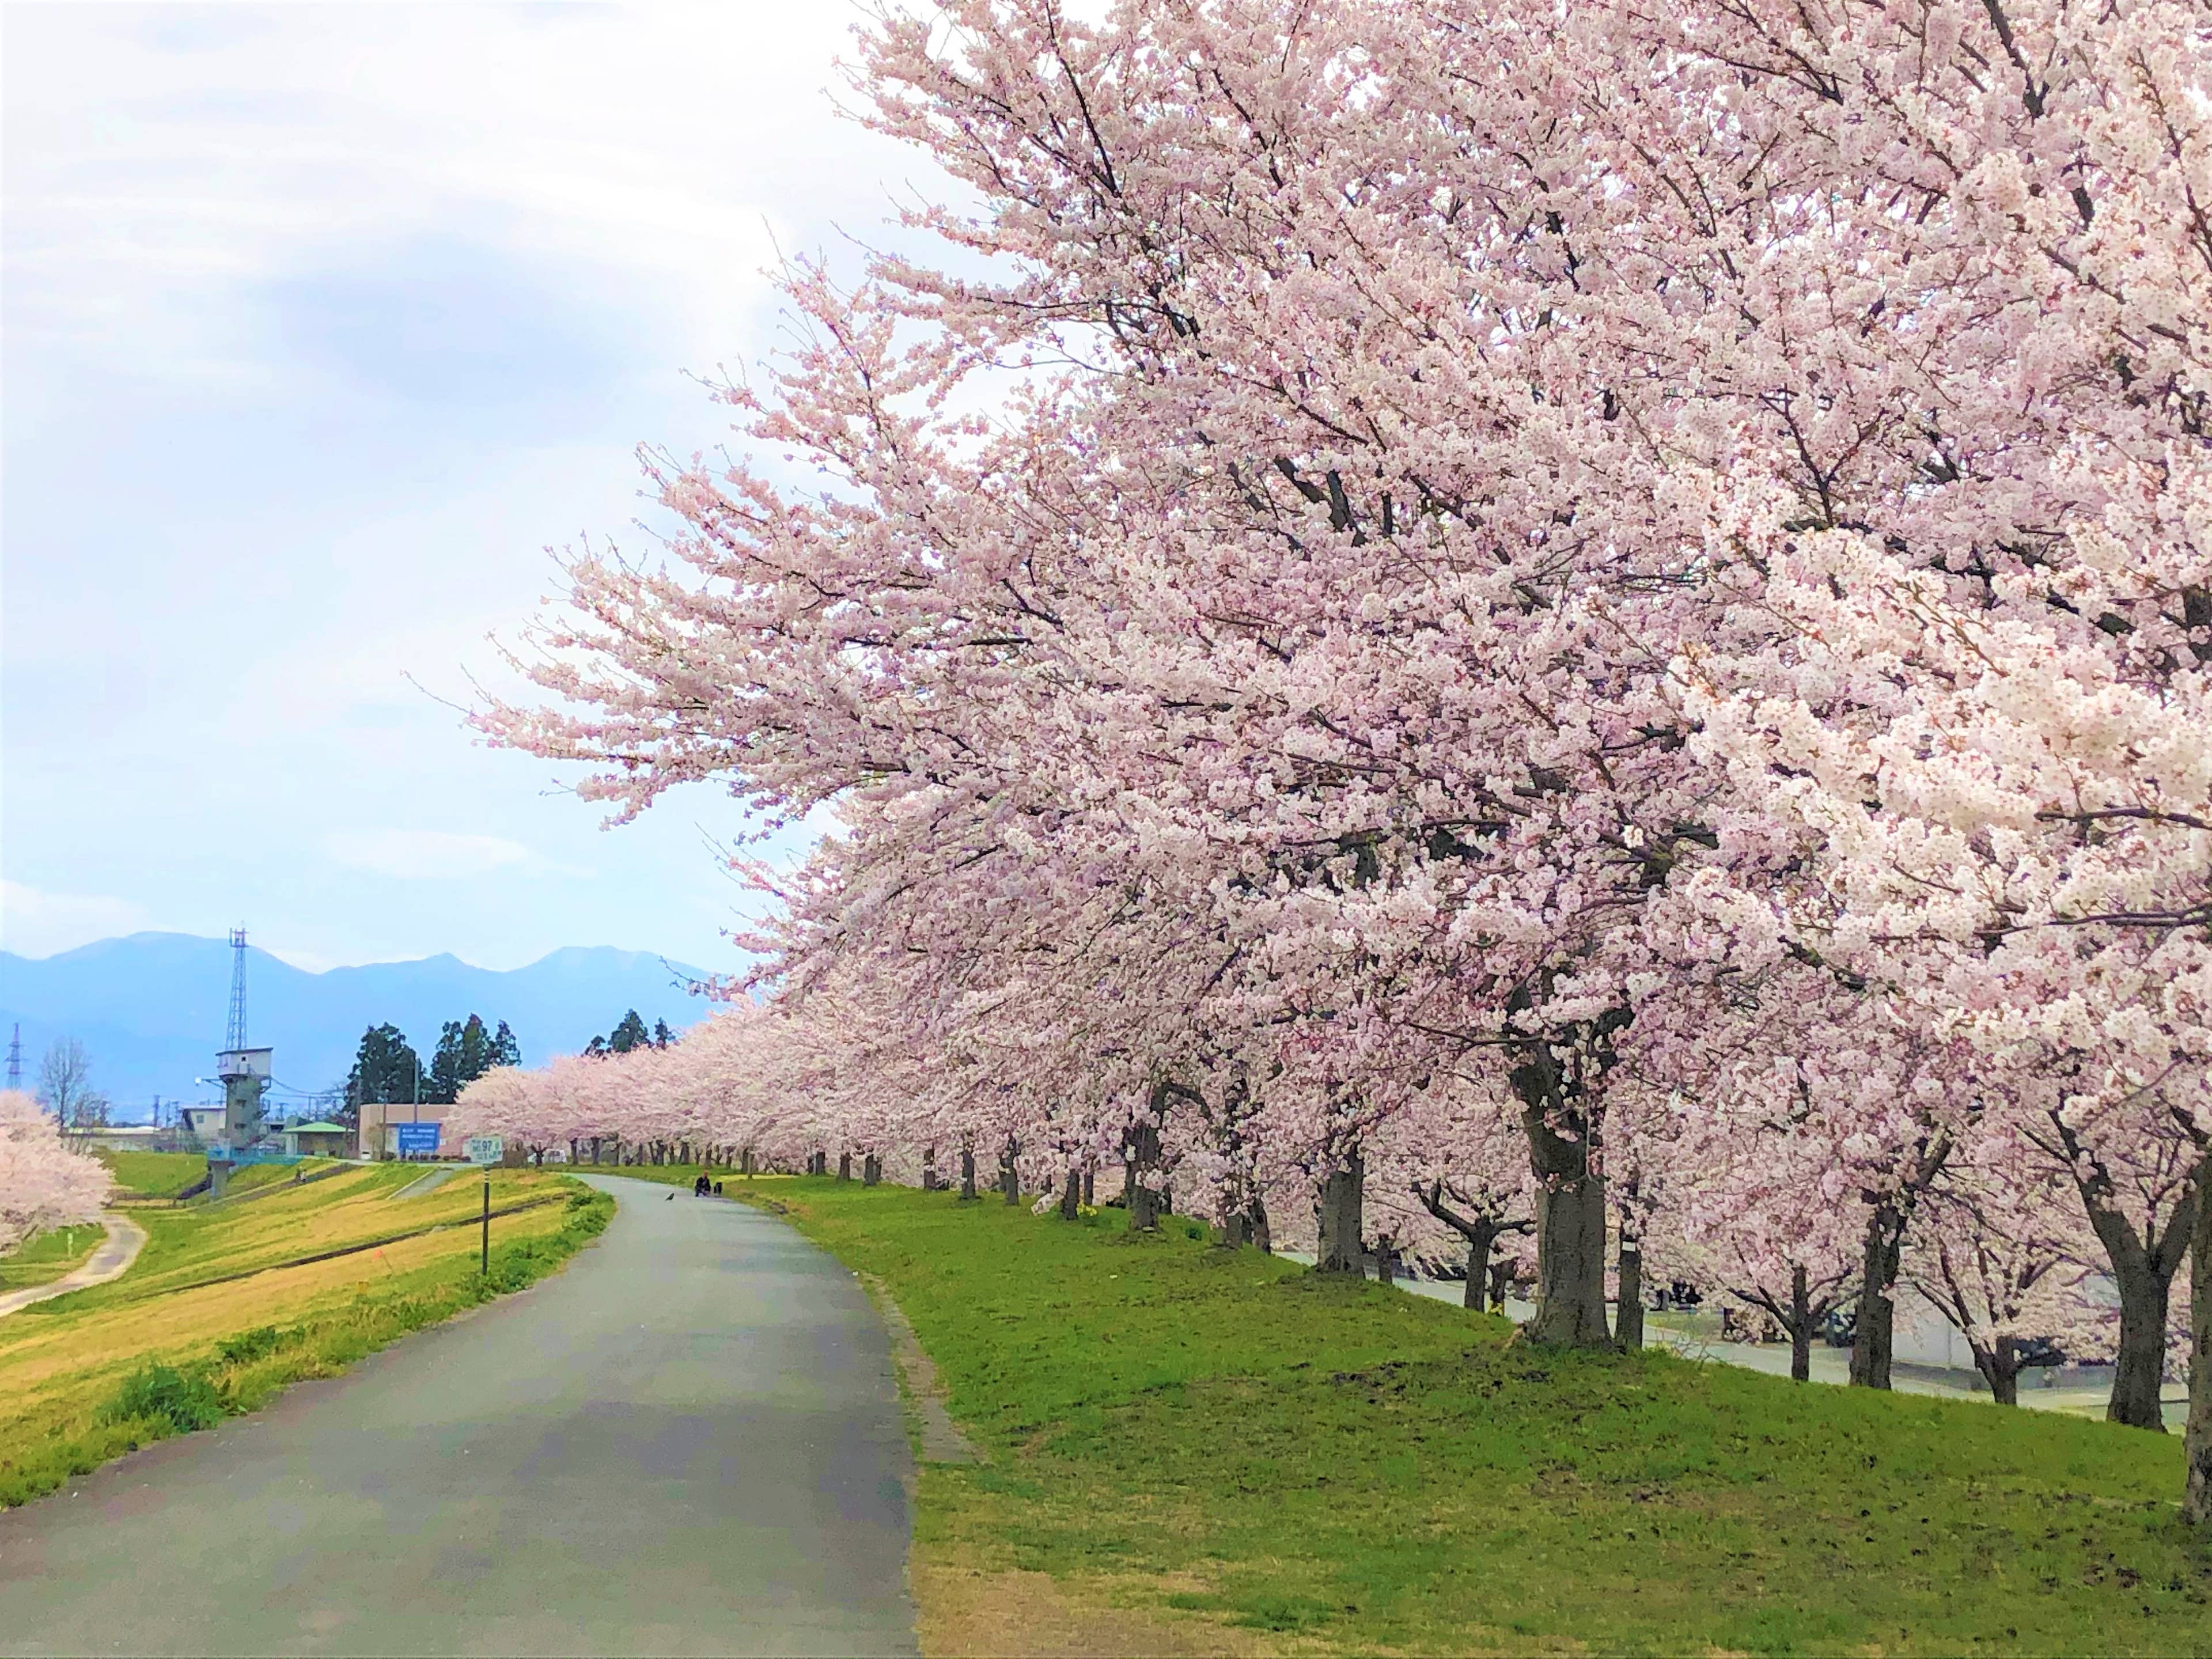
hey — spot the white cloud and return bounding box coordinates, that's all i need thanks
[324,828,550,881]
[3,2,905,392]
[0,881,154,959]
[2,3,939,972]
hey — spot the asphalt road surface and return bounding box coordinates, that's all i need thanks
[0,1176,918,1657]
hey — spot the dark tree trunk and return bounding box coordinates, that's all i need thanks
[1082,1168,1094,1207]
[1974,1339,2022,1407]
[1127,1184,1160,1231]
[1851,1202,1904,1389]
[1251,1192,1272,1254]
[960,1145,978,1202]
[1124,1119,1162,1232]
[1791,1264,1813,1383]
[1615,1235,1644,1352]
[1513,1049,1611,1347]
[1488,1259,1511,1313]
[2046,1123,2189,1429]
[1527,1173,1608,1345]
[1002,1141,1021,1205]
[741,1146,755,1177]
[863,1153,881,1187]
[1375,1238,1396,1286]
[923,1146,938,1191]
[2109,1254,2173,1429]
[1415,1186,1497,1312]
[2185,1167,2210,1527]
[1315,1154,1366,1275]
[1219,1212,1248,1249]
[838,1151,852,1181]
[1059,1169,1081,1221]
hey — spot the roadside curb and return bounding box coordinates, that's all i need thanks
[858,1270,983,1467]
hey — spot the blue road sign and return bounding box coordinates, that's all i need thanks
[393,1122,441,1157]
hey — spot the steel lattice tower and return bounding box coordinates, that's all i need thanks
[5,1024,20,1091]
[226,927,249,1051]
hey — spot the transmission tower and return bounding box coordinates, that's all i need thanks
[5,1024,20,1091]
[226,927,249,1052]
[213,927,271,1177]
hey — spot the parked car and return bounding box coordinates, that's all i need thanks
[1820,1307,1858,1349]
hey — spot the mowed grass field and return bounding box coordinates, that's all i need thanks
[740,1178,2210,1658]
[0,1163,611,1509]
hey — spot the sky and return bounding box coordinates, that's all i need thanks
[2,2,944,972]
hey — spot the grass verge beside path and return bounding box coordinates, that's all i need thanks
[0,1166,612,1509]
[741,1177,2210,1658]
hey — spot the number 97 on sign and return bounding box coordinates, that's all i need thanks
[466,1137,505,1166]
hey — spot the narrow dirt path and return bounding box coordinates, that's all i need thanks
[0,1215,148,1321]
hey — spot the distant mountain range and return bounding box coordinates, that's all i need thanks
[0,933,721,1119]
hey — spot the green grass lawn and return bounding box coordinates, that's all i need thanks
[747,1178,2210,1657]
[0,1226,105,1294]
[97,1150,208,1200]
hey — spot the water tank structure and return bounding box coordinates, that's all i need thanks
[210,929,272,1159]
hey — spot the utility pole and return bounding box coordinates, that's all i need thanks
[5,1024,20,1091]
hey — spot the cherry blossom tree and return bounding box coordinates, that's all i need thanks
[0,1088,112,1253]
[473,0,2212,1520]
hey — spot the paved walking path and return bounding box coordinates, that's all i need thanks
[0,1177,918,1657]
[0,1215,147,1321]
[392,1165,463,1200]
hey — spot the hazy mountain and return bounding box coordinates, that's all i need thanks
[0,933,722,1118]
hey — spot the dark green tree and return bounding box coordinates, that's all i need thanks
[346,1025,423,1107]
[652,1018,675,1049]
[606,1010,651,1054]
[426,1014,505,1105]
[491,1020,521,1068]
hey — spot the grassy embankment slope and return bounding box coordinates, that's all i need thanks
[736,1176,2207,1658]
[99,1149,211,1202]
[0,1162,611,1509]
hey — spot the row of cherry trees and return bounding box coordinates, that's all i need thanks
[0,1090,112,1254]
[470,0,2210,1520]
